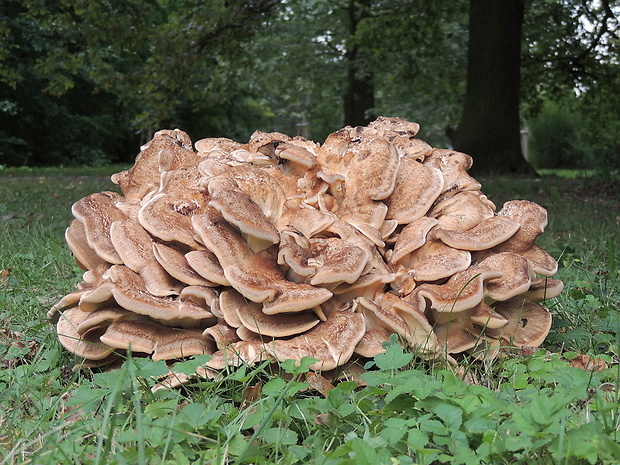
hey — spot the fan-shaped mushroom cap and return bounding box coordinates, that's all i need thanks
[391,217,439,264]
[276,201,335,239]
[477,252,534,301]
[333,272,394,302]
[222,288,320,337]
[100,320,212,361]
[434,322,479,354]
[202,321,240,349]
[368,116,421,138]
[277,228,316,282]
[65,220,107,271]
[494,200,558,277]
[355,296,437,352]
[76,307,147,335]
[354,327,392,357]
[412,267,503,313]
[157,141,201,172]
[485,300,552,348]
[138,191,206,249]
[71,192,126,264]
[386,159,444,224]
[191,210,252,269]
[195,136,243,154]
[390,136,433,160]
[275,141,318,172]
[48,287,88,320]
[523,278,564,302]
[267,310,366,371]
[109,265,213,327]
[343,136,400,202]
[308,237,368,286]
[57,308,114,360]
[111,129,194,202]
[184,249,230,286]
[435,216,520,251]
[79,280,115,313]
[207,176,280,252]
[219,289,244,328]
[110,219,182,296]
[408,240,471,282]
[429,191,496,231]
[423,149,481,195]
[152,243,218,287]
[430,300,509,333]
[179,286,219,313]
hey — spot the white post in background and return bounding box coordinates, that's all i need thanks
[296,113,309,139]
[520,128,529,161]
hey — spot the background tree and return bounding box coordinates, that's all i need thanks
[448,0,531,174]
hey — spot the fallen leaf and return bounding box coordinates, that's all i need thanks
[569,353,607,372]
[305,372,335,397]
[0,268,11,286]
[241,382,263,410]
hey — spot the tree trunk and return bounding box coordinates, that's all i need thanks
[449,0,534,174]
[344,0,376,127]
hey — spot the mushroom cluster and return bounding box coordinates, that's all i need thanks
[49,117,563,384]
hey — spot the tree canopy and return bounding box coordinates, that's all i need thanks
[0,0,617,171]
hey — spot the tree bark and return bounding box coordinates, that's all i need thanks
[344,0,376,127]
[449,0,534,174]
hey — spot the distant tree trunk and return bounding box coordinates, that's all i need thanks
[449,0,534,174]
[344,0,376,127]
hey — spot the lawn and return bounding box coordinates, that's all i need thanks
[0,165,618,464]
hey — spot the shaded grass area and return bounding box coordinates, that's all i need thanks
[0,166,618,464]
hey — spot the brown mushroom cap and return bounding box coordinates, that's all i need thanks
[485,300,552,348]
[207,176,280,252]
[76,306,147,335]
[386,159,444,224]
[435,216,520,251]
[109,265,213,327]
[99,320,212,361]
[71,192,126,264]
[223,288,320,337]
[494,200,558,277]
[477,252,534,302]
[523,278,564,302]
[423,149,481,195]
[391,217,439,264]
[412,267,503,313]
[65,219,107,271]
[57,308,114,360]
[429,191,496,231]
[266,310,366,371]
[152,243,218,287]
[408,240,471,282]
[138,191,206,249]
[308,237,368,286]
[184,249,230,286]
[110,219,182,296]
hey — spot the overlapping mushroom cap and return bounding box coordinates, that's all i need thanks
[50,119,562,384]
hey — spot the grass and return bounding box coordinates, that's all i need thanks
[0,166,618,464]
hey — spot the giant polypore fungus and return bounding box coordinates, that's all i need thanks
[49,117,563,385]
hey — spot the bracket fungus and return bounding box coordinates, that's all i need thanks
[50,118,562,387]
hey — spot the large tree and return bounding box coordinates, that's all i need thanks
[448,0,532,174]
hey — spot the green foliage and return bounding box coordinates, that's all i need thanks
[528,102,585,169]
[528,97,620,173]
